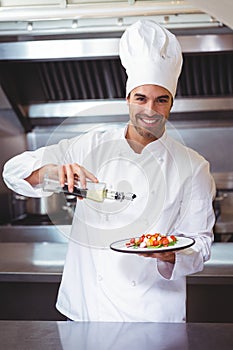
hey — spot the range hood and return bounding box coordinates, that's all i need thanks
[0,1,232,132]
[0,32,232,132]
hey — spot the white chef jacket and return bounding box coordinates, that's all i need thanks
[3,124,216,322]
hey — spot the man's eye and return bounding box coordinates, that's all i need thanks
[135,97,145,102]
[158,98,169,104]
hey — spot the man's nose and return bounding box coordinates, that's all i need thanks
[144,101,157,116]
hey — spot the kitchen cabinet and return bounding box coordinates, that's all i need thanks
[0,281,65,321]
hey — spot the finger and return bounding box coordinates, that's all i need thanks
[77,166,87,189]
[58,165,66,187]
[73,165,98,189]
[64,164,75,192]
[137,253,155,258]
[84,168,99,183]
[137,252,174,260]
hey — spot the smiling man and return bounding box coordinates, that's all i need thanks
[3,20,216,322]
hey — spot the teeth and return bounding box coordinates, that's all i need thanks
[142,118,156,124]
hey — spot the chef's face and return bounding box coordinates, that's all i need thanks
[127,84,173,142]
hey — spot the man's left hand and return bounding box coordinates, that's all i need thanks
[139,251,175,264]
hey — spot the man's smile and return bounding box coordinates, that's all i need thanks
[136,114,164,128]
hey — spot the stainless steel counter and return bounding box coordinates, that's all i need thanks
[0,242,232,323]
[187,242,233,285]
[0,242,232,283]
[0,242,66,282]
[0,321,233,350]
[0,225,70,243]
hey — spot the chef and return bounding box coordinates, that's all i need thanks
[3,20,216,322]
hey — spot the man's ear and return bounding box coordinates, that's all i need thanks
[170,97,173,109]
[126,93,130,105]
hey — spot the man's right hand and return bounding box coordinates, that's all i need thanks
[59,163,98,192]
[24,163,98,194]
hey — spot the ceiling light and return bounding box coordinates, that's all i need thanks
[72,19,78,29]
[117,18,123,26]
[27,22,33,31]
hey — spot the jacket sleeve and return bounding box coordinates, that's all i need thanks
[2,138,75,198]
[157,160,216,280]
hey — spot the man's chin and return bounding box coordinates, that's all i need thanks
[135,125,163,140]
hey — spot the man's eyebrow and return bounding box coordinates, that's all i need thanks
[133,93,170,99]
[133,93,146,98]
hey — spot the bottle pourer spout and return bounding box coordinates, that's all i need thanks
[108,191,136,201]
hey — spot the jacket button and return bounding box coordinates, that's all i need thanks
[131,280,136,287]
[98,274,103,282]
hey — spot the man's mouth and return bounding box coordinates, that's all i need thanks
[137,114,161,126]
[140,117,157,125]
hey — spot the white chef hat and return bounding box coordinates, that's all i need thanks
[119,19,183,97]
